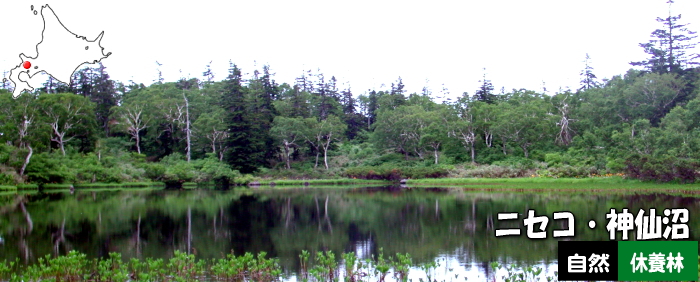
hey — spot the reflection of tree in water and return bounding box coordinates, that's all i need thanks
[346,222,374,260]
[51,217,70,257]
[0,195,35,263]
[315,195,333,233]
[209,206,229,242]
[2,188,700,277]
[18,197,33,262]
[187,207,192,255]
[129,213,142,258]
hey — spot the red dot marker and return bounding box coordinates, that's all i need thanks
[23,61,31,69]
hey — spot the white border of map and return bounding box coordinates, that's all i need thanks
[7,4,111,98]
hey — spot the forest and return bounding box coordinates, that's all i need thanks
[0,10,699,186]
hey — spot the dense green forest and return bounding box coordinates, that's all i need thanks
[0,9,699,186]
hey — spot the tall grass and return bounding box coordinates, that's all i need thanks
[0,250,415,282]
[256,178,390,186]
[73,182,164,188]
[407,176,635,185]
[0,185,16,191]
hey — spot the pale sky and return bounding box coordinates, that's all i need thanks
[2,1,699,100]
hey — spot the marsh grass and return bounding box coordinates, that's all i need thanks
[0,250,429,282]
[0,182,166,191]
[42,183,77,189]
[0,185,16,191]
[490,261,557,282]
[404,177,700,192]
[407,177,633,185]
[16,184,38,190]
[74,182,164,188]
[257,179,390,186]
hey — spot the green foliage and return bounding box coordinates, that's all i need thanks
[372,249,391,282]
[157,153,244,186]
[93,252,129,282]
[25,152,75,184]
[493,157,541,170]
[309,251,338,281]
[631,6,699,74]
[24,150,150,185]
[194,155,242,183]
[450,164,531,178]
[538,165,598,178]
[0,249,458,281]
[222,63,276,174]
[22,250,89,281]
[1,15,699,185]
[391,253,412,282]
[625,154,700,183]
[343,165,451,180]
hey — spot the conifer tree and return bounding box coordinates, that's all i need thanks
[474,68,495,103]
[579,53,599,91]
[222,62,257,173]
[248,65,278,164]
[630,0,699,74]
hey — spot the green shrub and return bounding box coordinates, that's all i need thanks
[625,154,700,183]
[192,156,242,184]
[462,165,530,178]
[363,153,409,166]
[152,153,248,186]
[25,152,75,184]
[538,165,598,178]
[492,156,540,170]
[343,165,449,180]
[605,157,626,172]
[142,162,166,181]
[544,153,562,166]
[0,166,19,185]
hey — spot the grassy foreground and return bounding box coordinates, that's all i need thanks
[403,177,700,194]
[255,178,390,186]
[1,250,697,282]
[0,250,557,282]
[2,176,696,192]
[0,182,166,191]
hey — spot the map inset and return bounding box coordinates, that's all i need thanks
[7,4,111,98]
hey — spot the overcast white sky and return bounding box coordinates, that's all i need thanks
[2,1,699,100]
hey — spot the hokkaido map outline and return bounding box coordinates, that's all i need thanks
[7,4,111,98]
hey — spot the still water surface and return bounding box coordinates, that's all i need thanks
[0,186,698,280]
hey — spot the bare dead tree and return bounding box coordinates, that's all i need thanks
[555,98,576,146]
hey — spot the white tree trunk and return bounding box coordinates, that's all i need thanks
[323,148,329,170]
[284,140,292,170]
[135,134,141,154]
[470,141,475,163]
[20,145,32,176]
[433,144,440,164]
[184,93,192,162]
[124,107,147,154]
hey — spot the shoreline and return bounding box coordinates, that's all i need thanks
[3,176,699,191]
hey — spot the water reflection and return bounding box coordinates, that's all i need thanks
[0,186,698,280]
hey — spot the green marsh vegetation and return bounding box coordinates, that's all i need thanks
[0,249,559,282]
[2,251,696,281]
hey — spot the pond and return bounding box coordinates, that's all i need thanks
[0,185,698,281]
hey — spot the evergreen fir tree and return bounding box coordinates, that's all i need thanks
[474,68,495,103]
[222,62,258,173]
[579,53,599,91]
[91,63,118,136]
[248,65,278,163]
[630,0,699,74]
